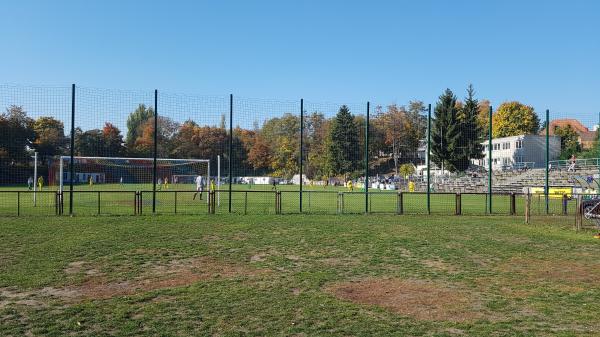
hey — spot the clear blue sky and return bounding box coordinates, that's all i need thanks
[1,0,599,125]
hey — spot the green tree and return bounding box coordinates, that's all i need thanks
[0,105,35,160]
[304,112,330,179]
[492,101,540,137]
[261,113,300,177]
[32,117,66,157]
[327,105,360,176]
[126,104,154,149]
[554,125,581,159]
[75,128,104,156]
[460,85,484,165]
[431,89,462,172]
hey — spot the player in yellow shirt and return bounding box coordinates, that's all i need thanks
[210,179,216,192]
[37,176,44,190]
[347,180,353,192]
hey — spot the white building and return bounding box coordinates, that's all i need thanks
[472,134,560,170]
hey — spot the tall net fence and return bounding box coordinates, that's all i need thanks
[0,85,71,215]
[0,83,597,217]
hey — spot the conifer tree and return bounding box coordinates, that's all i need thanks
[431,89,461,172]
[327,105,360,176]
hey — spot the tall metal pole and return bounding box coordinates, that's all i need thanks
[365,101,370,214]
[488,105,493,214]
[69,84,75,215]
[545,109,550,214]
[426,104,431,214]
[33,152,38,207]
[299,98,304,213]
[152,89,158,213]
[217,154,221,207]
[228,94,233,213]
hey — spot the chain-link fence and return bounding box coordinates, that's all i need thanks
[0,84,597,217]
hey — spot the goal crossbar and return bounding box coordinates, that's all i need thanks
[59,156,209,163]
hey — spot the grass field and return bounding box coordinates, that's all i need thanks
[1,214,599,336]
[0,183,577,217]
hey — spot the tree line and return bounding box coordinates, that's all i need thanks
[1,85,589,184]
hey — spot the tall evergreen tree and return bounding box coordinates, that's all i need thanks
[431,89,461,172]
[327,105,360,176]
[459,84,484,169]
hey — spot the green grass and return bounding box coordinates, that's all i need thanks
[0,183,576,216]
[1,214,599,336]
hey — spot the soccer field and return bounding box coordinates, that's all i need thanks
[1,214,599,336]
[0,183,577,217]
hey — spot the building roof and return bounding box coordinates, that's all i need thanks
[540,118,591,136]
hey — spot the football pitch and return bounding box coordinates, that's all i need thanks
[1,214,599,336]
[0,183,577,217]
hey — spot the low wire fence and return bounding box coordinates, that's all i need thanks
[0,190,580,218]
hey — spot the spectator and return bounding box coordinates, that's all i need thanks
[567,155,576,172]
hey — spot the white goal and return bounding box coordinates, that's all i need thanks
[53,156,211,192]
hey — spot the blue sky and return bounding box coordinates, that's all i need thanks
[1,0,599,127]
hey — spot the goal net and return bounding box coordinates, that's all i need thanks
[51,156,210,191]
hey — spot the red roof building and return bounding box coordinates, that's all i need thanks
[540,119,597,149]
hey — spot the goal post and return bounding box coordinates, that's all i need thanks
[56,156,212,193]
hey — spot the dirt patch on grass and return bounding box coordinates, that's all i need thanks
[498,257,600,285]
[326,278,486,322]
[64,261,86,274]
[421,259,458,274]
[3,257,268,305]
[71,256,268,300]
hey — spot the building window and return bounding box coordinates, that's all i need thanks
[515,140,522,149]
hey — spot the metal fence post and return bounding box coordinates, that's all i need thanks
[510,193,516,215]
[397,192,404,215]
[152,89,158,214]
[365,101,370,214]
[488,105,493,214]
[97,191,100,215]
[426,104,431,214]
[228,94,233,213]
[300,98,303,213]
[17,191,20,216]
[545,109,549,215]
[69,84,75,216]
[456,193,461,215]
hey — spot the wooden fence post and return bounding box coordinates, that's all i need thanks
[525,193,531,224]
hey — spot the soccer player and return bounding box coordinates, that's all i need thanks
[271,179,277,191]
[347,179,353,192]
[89,176,94,187]
[163,176,169,189]
[193,175,203,200]
[37,176,44,190]
[157,177,163,191]
[27,176,33,190]
[210,179,216,192]
[119,176,123,186]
